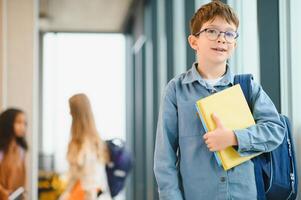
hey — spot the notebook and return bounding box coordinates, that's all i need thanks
[196,84,260,170]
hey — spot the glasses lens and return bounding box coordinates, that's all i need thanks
[225,31,237,42]
[202,28,238,43]
[205,29,219,40]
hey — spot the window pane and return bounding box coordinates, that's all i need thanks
[42,33,126,173]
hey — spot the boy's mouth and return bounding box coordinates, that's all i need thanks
[211,47,227,52]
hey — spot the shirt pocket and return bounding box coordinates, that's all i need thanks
[228,160,256,184]
[178,102,206,137]
[228,161,257,199]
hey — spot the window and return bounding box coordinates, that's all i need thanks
[41,33,126,173]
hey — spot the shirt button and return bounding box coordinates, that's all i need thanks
[220,177,226,182]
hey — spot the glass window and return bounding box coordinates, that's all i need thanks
[42,33,126,173]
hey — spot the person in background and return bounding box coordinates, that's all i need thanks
[60,93,112,200]
[0,108,28,200]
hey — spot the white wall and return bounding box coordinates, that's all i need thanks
[289,0,301,197]
[0,0,4,110]
[279,0,301,197]
[0,0,39,199]
[195,0,211,9]
[227,0,260,81]
[0,0,3,109]
[279,0,301,198]
[173,0,187,76]
[157,0,167,99]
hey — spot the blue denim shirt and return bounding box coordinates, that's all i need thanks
[154,63,285,200]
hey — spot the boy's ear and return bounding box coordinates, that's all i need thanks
[234,41,237,48]
[188,35,198,51]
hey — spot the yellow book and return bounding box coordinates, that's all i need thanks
[195,84,260,170]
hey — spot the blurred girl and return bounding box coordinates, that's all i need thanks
[61,94,112,200]
[0,108,28,200]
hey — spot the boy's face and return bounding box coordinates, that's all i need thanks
[189,16,237,66]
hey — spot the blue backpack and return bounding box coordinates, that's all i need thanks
[234,74,298,200]
[105,139,133,197]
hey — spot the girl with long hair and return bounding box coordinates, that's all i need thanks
[0,108,28,200]
[60,94,112,200]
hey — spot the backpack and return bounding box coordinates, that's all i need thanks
[234,74,298,200]
[105,139,133,197]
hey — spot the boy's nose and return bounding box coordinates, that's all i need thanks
[217,33,226,43]
[217,39,226,44]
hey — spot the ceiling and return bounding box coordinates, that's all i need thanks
[39,0,134,32]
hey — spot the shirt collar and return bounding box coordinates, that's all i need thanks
[182,62,234,87]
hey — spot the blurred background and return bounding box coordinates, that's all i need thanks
[0,0,301,199]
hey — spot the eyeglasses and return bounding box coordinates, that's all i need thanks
[194,28,239,43]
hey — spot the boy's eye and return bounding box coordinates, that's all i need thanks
[225,31,236,38]
[206,29,218,35]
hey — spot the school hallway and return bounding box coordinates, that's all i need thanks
[0,0,301,199]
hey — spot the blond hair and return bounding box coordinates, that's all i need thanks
[190,0,239,35]
[67,93,109,164]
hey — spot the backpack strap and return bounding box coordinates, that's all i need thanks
[281,115,298,196]
[234,74,253,112]
[234,74,267,199]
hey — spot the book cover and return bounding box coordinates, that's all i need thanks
[196,84,260,170]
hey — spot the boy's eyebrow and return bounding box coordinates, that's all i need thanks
[205,25,236,32]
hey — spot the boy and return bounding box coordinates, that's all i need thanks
[153,1,285,200]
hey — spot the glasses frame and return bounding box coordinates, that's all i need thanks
[194,28,239,43]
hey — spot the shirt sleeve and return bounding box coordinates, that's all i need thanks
[153,81,184,200]
[234,80,285,156]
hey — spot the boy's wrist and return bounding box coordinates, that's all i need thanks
[229,130,238,146]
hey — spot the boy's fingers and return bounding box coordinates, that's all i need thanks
[208,145,215,152]
[208,143,217,151]
[204,139,209,145]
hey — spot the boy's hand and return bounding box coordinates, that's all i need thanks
[203,113,238,152]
